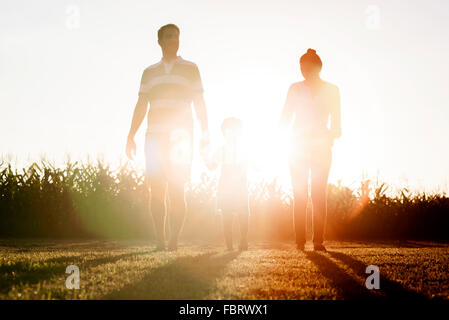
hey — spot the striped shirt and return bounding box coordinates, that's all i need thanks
[138,56,203,133]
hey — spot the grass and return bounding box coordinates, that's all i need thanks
[0,240,448,300]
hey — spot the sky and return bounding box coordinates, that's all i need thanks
[1,0,449,193]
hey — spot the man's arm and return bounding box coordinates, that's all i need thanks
[126,95,148,160]
[190,64,209,160]
[193,93,210,159]
[191,64,208,135]
[128,95,148,139]
[193,94,209,134]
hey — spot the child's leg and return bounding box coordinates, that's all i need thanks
[238,209,249,250]
[222,211,233,250]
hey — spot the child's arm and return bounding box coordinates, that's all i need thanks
[205,145,222,171]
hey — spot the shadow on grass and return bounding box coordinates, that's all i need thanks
[304,251,378,300]
[352,240,449,248]
[105,251,241,299]
[326,251,429,299]
[0,251,148,294]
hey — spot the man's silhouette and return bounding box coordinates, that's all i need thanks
[280,48,341,252]
[126,24,209,251]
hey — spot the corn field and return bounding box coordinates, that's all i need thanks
[1,159,448,240]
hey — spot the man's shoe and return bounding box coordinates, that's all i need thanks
[313,244,327,252]
[238,241,248,251]
[296,243,305,251]
[167,245,177,251]
[167,239,178,251]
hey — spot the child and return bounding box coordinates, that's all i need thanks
[206,117,249,251]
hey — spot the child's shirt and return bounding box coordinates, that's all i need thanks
[208,139,249,210]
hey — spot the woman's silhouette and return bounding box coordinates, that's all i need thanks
[280,48,341,251]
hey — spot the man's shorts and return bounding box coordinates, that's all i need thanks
[144,129,193,184]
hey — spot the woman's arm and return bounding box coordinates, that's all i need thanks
[279,84,297,128]
[329,86,342,140]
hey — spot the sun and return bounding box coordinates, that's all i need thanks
[243,122,292,187]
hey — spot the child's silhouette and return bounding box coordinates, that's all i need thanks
[207,117,249,251]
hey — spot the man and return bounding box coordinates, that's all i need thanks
[126,24,209,251]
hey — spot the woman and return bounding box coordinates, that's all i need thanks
[280,48,341,251]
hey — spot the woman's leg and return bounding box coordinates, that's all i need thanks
[289,152,310,247]
[310,146,332,246]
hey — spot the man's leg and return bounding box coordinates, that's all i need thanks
[222,212,234,250]
[150,180,167,250]
[166,179,187,250]
[310,146,332,247]
[145,132,169,250]
[289,153,309,248]
[238,209,249,250]
[165,128,193,250]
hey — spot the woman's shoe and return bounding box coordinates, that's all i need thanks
[313,244,327,252]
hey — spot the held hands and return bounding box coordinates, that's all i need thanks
[328,131,340,147]
[200,130,219,171]
[328,134,335,147]
[126,136,136,160]
[199,130,210,160]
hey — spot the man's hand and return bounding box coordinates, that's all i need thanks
[327,131,337,148]
[126,136,137,160]
[126,95,148,161]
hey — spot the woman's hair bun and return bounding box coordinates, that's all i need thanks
[300,48,322,68]
[307,48,316,54]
